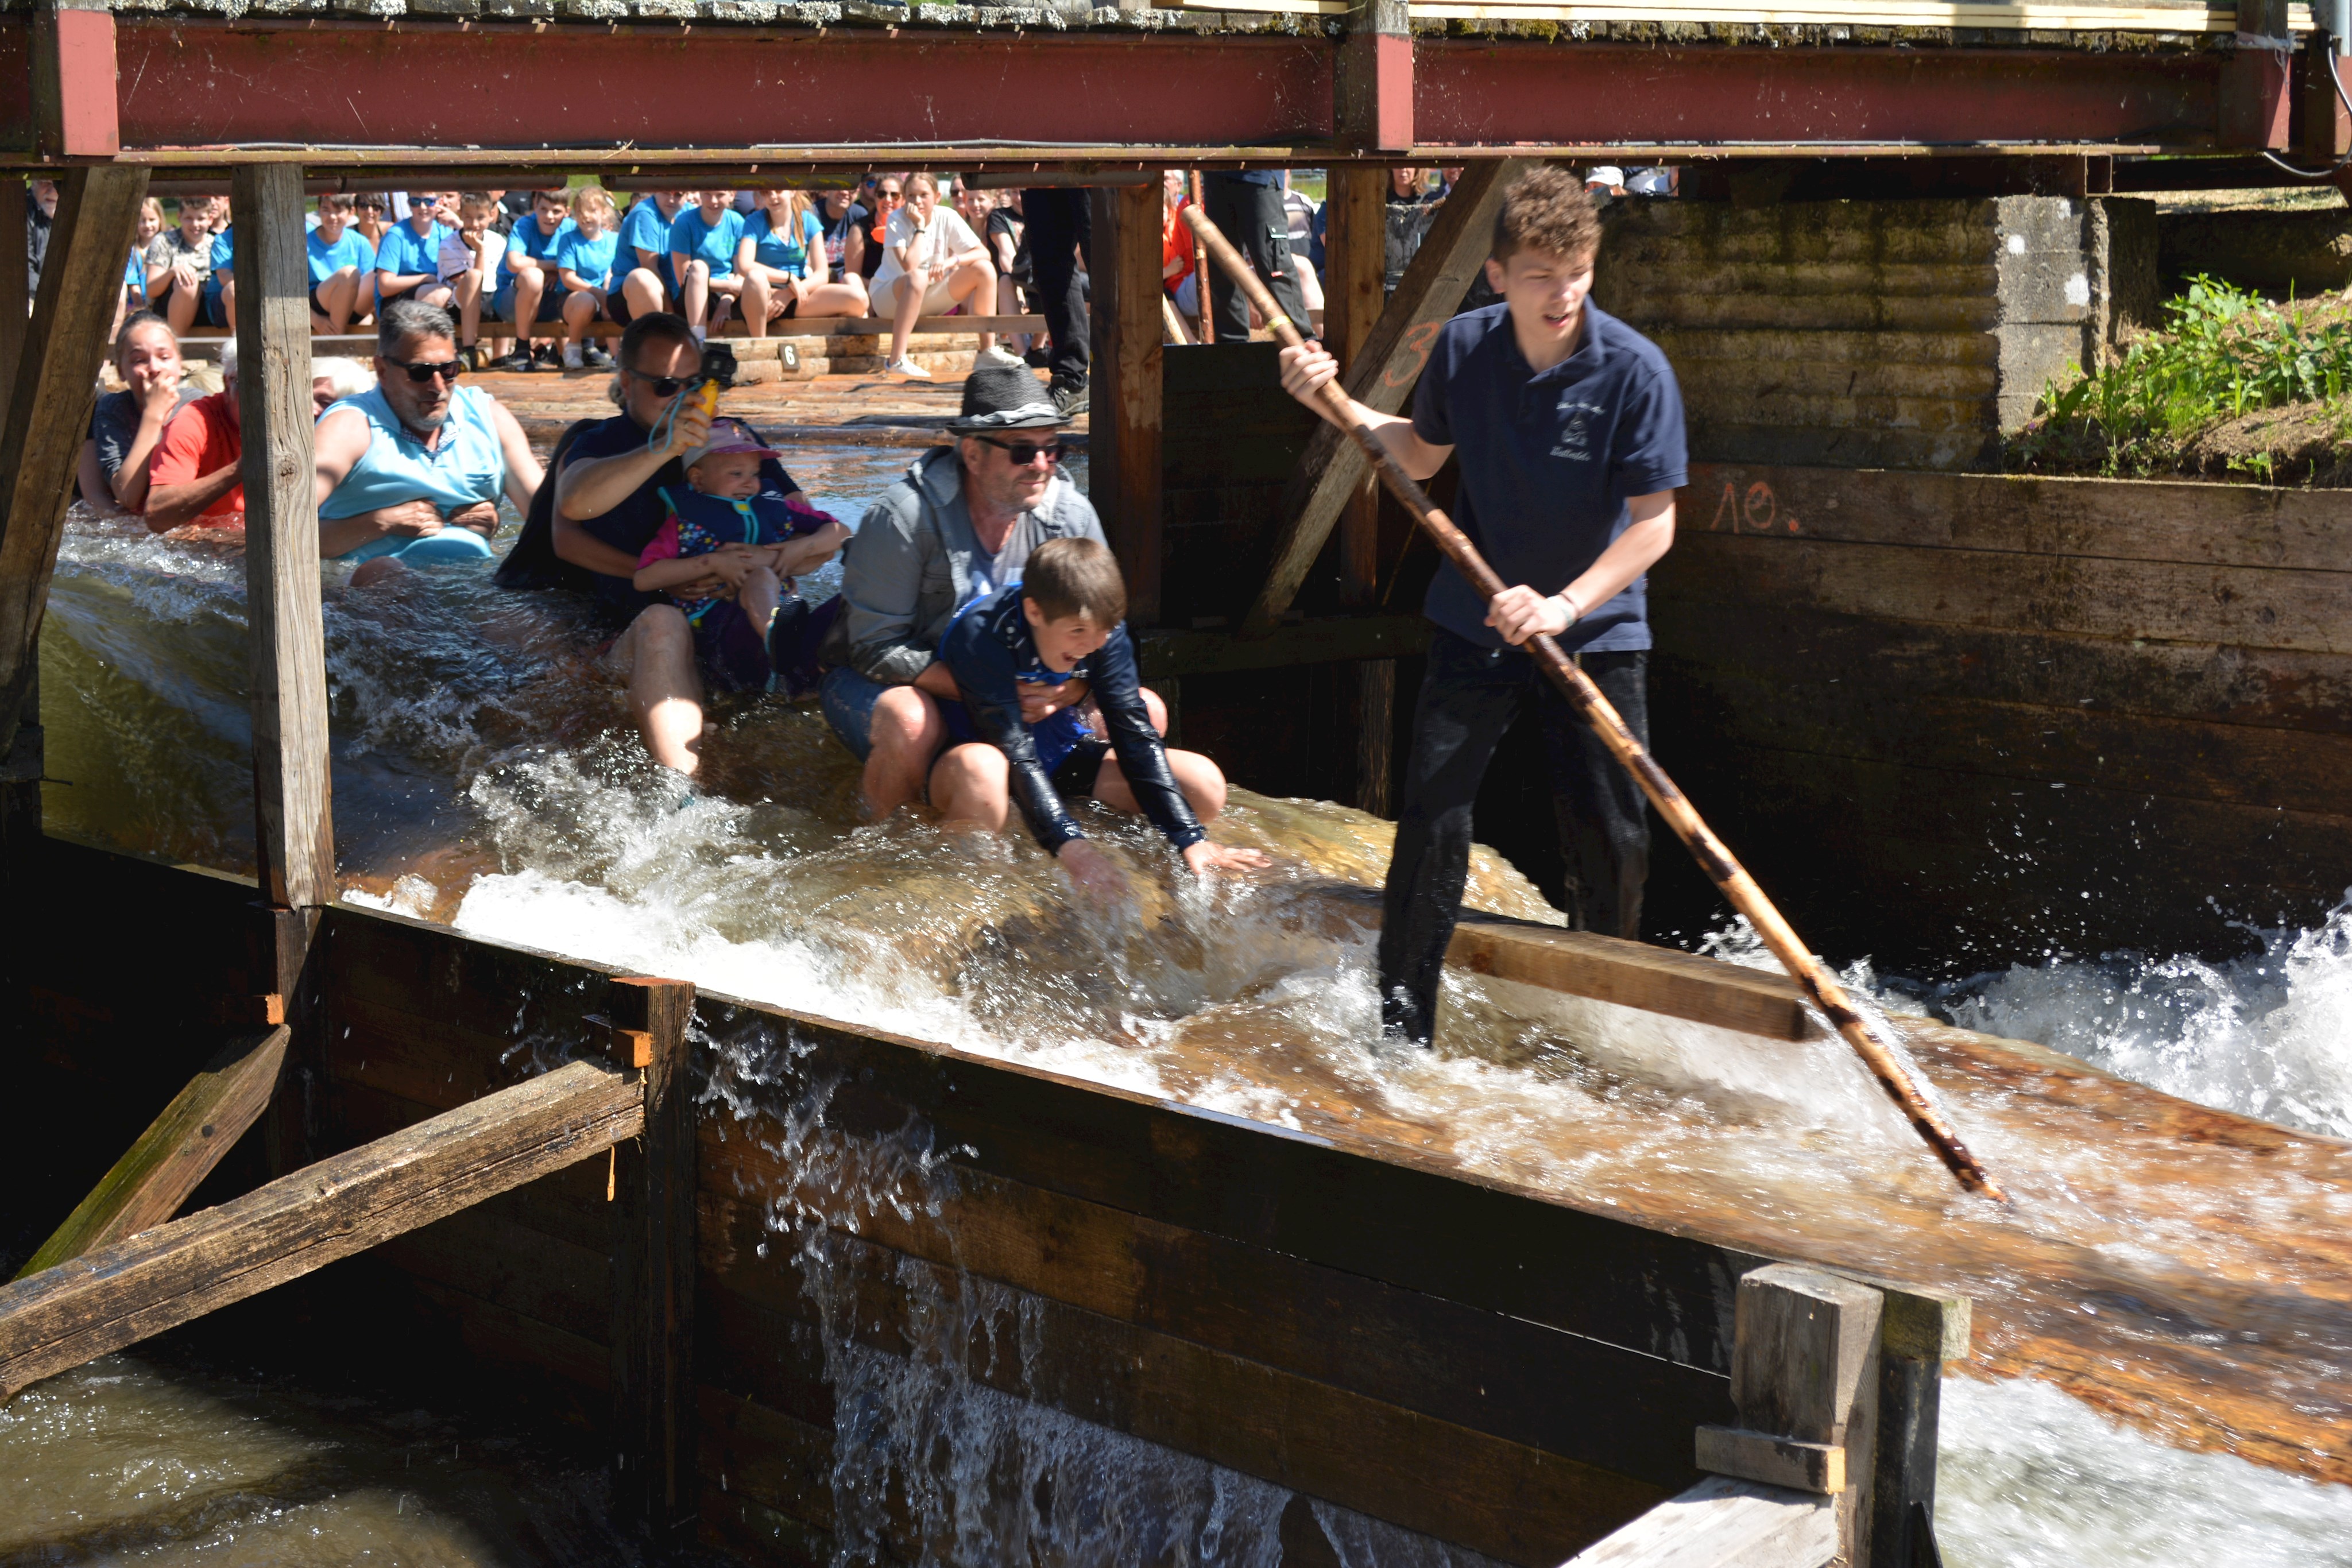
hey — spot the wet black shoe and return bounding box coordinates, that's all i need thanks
[582,343,616,371]
[487,348,532,373]
[1022,346,1050,368]
[1050,378,1088,417]
[530,343,563,372]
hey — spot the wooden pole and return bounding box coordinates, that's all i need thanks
[1325,165,1392,812]
[232,160,334,915]
[1241,158,1524,641]
[1183,203,2006,1201]
[0,165,148,763]
[0,177,28,439]
[1188,171,1212,344]
[608,975,699,1542]
[1087,183,1165,626]
[0,1058,644,1399]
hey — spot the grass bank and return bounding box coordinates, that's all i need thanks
[2010,276,2352,487]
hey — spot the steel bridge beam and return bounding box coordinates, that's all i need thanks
[0,16,2263,165]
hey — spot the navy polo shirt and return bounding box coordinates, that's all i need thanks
[1410,301,1686,653]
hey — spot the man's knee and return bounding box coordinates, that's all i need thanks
[871,686,941,749]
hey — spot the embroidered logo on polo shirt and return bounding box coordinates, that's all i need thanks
[1550,398,1607,462]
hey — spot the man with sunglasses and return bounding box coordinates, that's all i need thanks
[548,312,821,782]
[822,358,1106,820]
[374,190,458,314]
[313,298,543,578]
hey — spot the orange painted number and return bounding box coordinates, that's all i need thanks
[1382,320,1444,390]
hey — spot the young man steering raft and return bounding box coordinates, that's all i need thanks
[1276,165,1688,1048]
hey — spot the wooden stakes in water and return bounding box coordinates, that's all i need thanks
[1179,202,2005,1201]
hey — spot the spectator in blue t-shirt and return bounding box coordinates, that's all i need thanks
[1275,165,1688,1046]
[205,218,235,331]
[618,191,690,320]
[375,191,458,314]
[736,189,868,323]
[490,188,574,373]
[667,191,764,340]
[557,184,624,373]
[306,193,377,334]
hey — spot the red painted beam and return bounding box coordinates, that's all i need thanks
[1415,41,2225,150]
[110,22,1333,153]
[0,18,2238,160]
[36,6,119,157]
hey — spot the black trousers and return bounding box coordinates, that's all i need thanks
[1021,188,1092,388]
[1202,175,1310,346]
[1378,629,1652,1045]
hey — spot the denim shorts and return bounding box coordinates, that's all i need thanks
[820,665,890,761]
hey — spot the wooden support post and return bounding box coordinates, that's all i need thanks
[2223,0,2296,149]
[1325,165,1394,812]
[1337,0,1414,153]
[1189,172,1213,344]
[0,1058,644,1399]
[16,1026,291,1280]
[1868,1288,1970,1568]
[233,160,333,914]
[608,974,699,1542]
[1324,165,1385,610]
[1242,158,1526,640]
[0,165,148,762]
[1698,1264,1885,1562]
[0,177,26,438]
[1087,182,1164,626]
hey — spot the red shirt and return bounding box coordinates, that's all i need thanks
[1162,198,1197,292]
[146,390,242,523]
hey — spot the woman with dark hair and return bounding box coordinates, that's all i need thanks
[76,311,189,514]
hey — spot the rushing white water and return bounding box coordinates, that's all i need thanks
[32,451,2352,1566]
[1936,1376,2352,1568]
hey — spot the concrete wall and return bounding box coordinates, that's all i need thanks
[1593,196,2155,471]
[2157,207,2352,298]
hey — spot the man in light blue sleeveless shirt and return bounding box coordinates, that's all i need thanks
[314,298,543,579]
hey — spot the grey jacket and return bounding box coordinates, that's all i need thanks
[832,446,1106,685]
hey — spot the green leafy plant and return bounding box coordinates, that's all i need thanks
[2017,276,2352,480]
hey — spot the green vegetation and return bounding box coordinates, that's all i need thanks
[2013,276,2352,486]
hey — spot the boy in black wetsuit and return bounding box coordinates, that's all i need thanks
[930,537,1268,889]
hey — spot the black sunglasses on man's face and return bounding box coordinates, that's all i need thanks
[627,364,690,398]
[980,436,1065,467]
[386,355,465,384]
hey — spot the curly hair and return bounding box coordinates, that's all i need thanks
[1491,165,1601,268]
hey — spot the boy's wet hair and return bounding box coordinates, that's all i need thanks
[1022,537,1126,626]
[1490,165,1601,269]
[318,192,355,216]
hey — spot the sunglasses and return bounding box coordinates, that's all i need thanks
[386,355,465,384]
[878,191,904,203]
[628,366,691,397]
[980,436,1066,467]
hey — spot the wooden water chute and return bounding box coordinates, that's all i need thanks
[12,835,1980,1568]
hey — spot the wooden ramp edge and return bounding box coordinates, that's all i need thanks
[1449,913,1823,1043]
[0,1056,641,1399]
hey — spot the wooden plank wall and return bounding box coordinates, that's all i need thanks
[1157,344,1398,804]
[1646,462,2352,969]
[7,840,274,1274]
[269,882,1752,1567]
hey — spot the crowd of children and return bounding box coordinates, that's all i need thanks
[113,177,1061,383]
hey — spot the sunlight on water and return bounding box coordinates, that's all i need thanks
[1937,1376,2352,1568]
[30,447,2352,1567]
